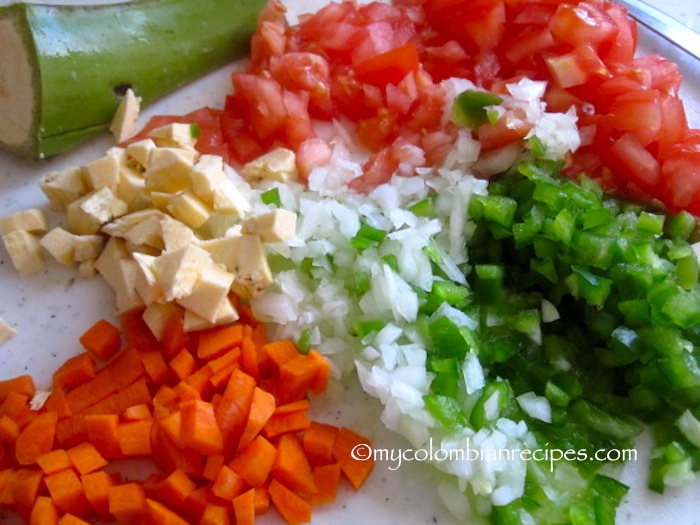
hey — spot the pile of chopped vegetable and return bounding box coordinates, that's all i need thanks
[0,308,373,524]
[3,0,700,524]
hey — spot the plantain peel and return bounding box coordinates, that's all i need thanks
[0,0,266,160]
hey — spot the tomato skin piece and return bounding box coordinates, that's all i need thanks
[476,109,532,150]
[608,89,663,147]
[296,137,332,180]
[231,73,288,142]
[548,2,619,53]
[604,132,661,194]
[601,1,637,65]
[630,55,683,94]
[423,0,506,53]
[355,43,420,87]
[545,44,610,89]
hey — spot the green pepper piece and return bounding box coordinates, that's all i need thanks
[470,381,512,430]
[569,399,642,440]
[451,89,503,129]
[423,394,468,432]
[566,266,613,308]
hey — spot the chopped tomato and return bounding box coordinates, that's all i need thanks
[131,0,700,216]
[548,2,619,53]
[355,43,420,87]
[604,133,661,194]
[545,44,610,89]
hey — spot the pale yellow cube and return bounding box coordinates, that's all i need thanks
[83,154,121,190]
[177,262,235,323]
[144,147,196,193]
[2,230,45,276]
[0,209,48,235]
[242,209,297,243]
[167,191,212,229]
[39,167,87,211]
[152,244,211,302]
[40,227,75,265]
[67,187,128,235]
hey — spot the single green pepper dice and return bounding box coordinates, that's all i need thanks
[351,222,387,250]
[451,89,503,129]
[474,264,505,304]
[423,394,467,432]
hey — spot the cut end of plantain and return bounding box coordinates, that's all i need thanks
[0,6,37,158]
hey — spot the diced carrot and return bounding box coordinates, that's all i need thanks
[153,385,179,419]
[215,368,256,448]
[84,414,121,459]
[206,348,241,390]
[150,424,203,478]
[144,498,190,525]
[274,400,311,416]
[262,340,300,369]
[278,354,320,403]
[183,486,211,523]
[149,468,197,512]
[229,434,277,488]
[252,322,267,350]
[15,411,58,465]
[55,415,87,449]
[120,308,159,351]
[0,414,19,442]
[233,488,256,525]
[139,348,170,385]
[197,324,244,361]
[237,303,257,327]
[79,319,122,361]
[184,367,214,398]
[180,399,223,454]
[332,427,375,490]
[0,375,36,402]
[311,463,341,505]
[66,347,144,414]
[44,468,85,513]
[53,353,97,393]
[268,478,312,525]
[211,464,245,501]
[263,409,310,439]
[240,336,260,380]
[81,470,119,521]
[254,484,270,515]
[43,386,72,420]
[36,449,72,475]
[117,419,153,457]
[172,380,201,402]
[302,421,340,466]
[271,433,316,497]
[160,307,190,360]
[1,391,29,420]
[83,378,151,417]
[238,387,276,450]
[29,495,59,525]
[67,442,107,475]
[13,468,44,513]
[124,404,152,421]
[57,513,91,525]
[159,411,183,447]
[109,482,147,524]
[202,452,226,482]
[307,350,331,394]
[169,348,197,382]
[0,468,15,506]
[199,503,231,525]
